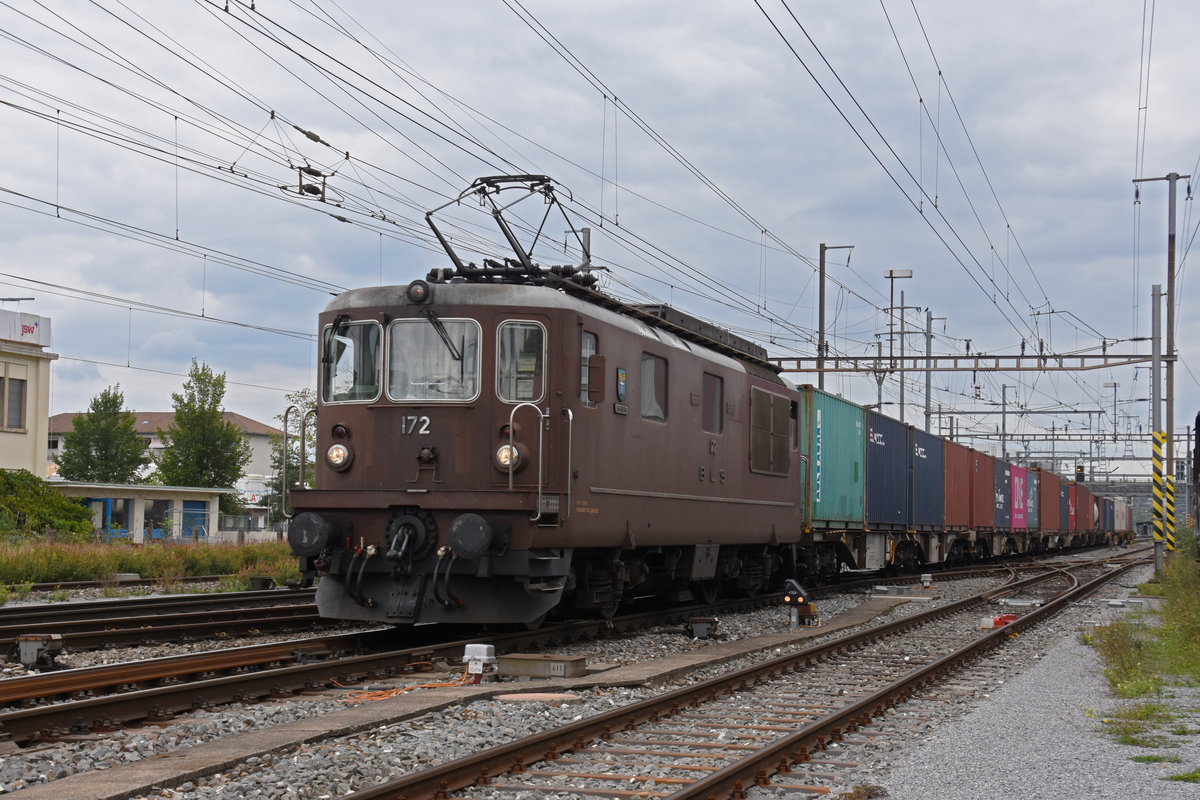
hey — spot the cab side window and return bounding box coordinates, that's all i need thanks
[497,321,545,403]
[580,330,598,408]
[702,372,723,434]
[641,352,668,422]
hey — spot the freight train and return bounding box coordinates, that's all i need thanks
[286,175,1132,627]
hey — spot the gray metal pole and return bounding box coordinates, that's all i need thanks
[1001,385,1008,460]
[818,243,826,391]
[925,309,933,432]
[875,340,884,411]
[899,290,906,422]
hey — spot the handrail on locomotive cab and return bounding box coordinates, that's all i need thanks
[282,405,298,519]
[281,405,317,520]
[507,402,549,521]
[563,408,573,522]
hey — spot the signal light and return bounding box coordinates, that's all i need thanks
[783,578,808,606]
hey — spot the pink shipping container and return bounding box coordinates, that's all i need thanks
[943,439,972,530]
[1011,465,1028,531]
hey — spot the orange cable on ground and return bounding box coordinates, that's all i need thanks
[342,667,474,703]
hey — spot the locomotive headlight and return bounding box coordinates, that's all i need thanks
[326,442,353,471]
[494,443,521,471]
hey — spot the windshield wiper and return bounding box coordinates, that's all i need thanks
[322,313,350,366]
[422,307,463,362]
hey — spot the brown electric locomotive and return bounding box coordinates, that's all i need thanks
[286,176,827,626]
[287,175,1131,627]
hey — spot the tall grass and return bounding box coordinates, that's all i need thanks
[0,541,299,586]
[1089,532,1200,696]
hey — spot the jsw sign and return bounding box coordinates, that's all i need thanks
[0,310,50,346]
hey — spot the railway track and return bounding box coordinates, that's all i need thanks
[0,554,1123,747]
[340,556,1143,800]
[0,588,329,654]
[0,592,781,745]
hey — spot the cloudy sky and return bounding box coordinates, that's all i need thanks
[2,1,1197,477]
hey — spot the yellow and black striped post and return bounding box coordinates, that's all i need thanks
[1152,431,1165,544]
[1165,475,1176,552]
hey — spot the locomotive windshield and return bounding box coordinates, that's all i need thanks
[388,318,481,401]
[322,320,381,403]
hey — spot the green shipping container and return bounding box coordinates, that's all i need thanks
[799,385,865,529]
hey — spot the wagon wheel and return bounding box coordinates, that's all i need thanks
[691,579,720,605]
[597,584,624,619]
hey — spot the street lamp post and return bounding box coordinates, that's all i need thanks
[1001,384,1016,461]
[818,243,853,391]
[883,269,912,368]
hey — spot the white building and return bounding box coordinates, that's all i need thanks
[0,308,57,474]
[48,410,280,495]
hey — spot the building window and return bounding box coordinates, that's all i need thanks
[580,330,597,408]
[1,375,25,431]
[496,321,546,403]
[641,353,668,422]
[702,372,723,434]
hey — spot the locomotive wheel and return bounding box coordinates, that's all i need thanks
[521,612,548,630]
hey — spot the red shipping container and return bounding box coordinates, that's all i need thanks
[969,448,995,531]
[1078,484,1094,531]
[943,439,972,530]
[1035,469,1061,532]
[1068,483,1078,530]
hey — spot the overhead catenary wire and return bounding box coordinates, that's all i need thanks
[0,1,1151,442]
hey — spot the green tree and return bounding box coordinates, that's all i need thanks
[156,359,252,514]
[264,387,316,520]
[0,470,92,541]
[54,384,151,483]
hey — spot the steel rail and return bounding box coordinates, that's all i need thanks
[670,559,1142,800]
[0,604,331,652]
[0,588,315,625]
[0,592,781,745]
[0,632,371,705]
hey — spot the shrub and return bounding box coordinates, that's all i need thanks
[0,470,92,541]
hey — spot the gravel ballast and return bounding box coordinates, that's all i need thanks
[3,552,1195,799]
[875,566,1200,800]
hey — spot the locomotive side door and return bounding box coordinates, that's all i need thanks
[492,315,565,522]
